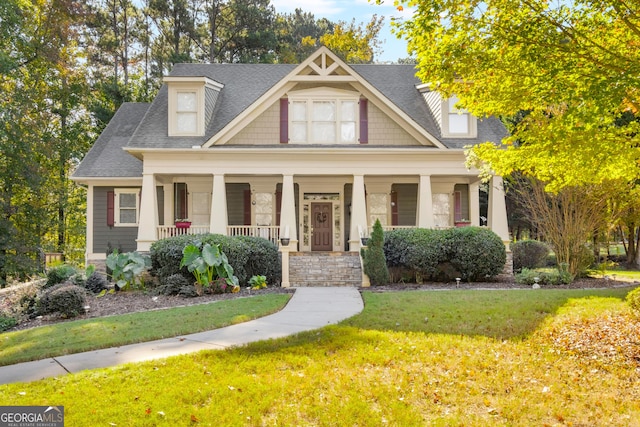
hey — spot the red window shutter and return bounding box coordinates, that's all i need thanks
[454,191,462,222]
[275,190,282,226]
[107,190,115,227]
[243,189,251,225]
[280,98,288,144]
[359,99,368,144]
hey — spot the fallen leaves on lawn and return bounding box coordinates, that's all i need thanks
[542,311,640,367]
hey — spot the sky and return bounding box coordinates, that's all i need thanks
[269,0,414,63]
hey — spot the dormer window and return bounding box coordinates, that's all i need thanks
[442,95,477,138]
[176,91,198,133]
[164,76,223,137]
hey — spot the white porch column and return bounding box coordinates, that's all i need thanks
[488,175,510,245]
[85,184,94,264]
[470,181,480,226]
[210,174,228,235]
[279,174,297,247]
[137,172,158,252]
[349,174,368,251]
[279,175,296,287]
[163,183,174,225]
[417,174,434,228]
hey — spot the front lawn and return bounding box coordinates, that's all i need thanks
[0,294,291,366]
[1,287,638,426]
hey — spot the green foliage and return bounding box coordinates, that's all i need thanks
[0,314,17,332]
[512,240,551,272]
[84,271,110,294]
[515,268,572,286]
[156,274,192,297]
[384,227,505,282]
[45,264,78,289]
[320,16,383,63]
[442,227,507,281]
[363,219,390,286]
[626,287,640,316]
[249,275,267,290]
[180,243,239,291]
[150,234,280,286]
[38,283,87,318]
[106,251,151,291]
[395,0,640,191]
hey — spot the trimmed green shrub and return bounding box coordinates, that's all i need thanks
[384,228,444,282]
[515,268,572,286]
[512,240,550,272]
[383,226,506,282]
[234,236,281,286]
[84,271,110,294]
[150,234,281,286]
[38,283,87,318]
[156,273,191,296]
[627,287,640,316]
[45,264,77,289]
[363,219,390,286]
[0,315,17,332]
[442,226,507,281]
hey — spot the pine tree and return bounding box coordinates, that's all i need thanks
[363,219,390,286]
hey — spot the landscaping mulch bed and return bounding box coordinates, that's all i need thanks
[3,275,637,332]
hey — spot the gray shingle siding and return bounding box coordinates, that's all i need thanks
[93,187,139,254]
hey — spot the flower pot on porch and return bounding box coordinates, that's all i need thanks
[280,238,290,246]
[455,221,471,228]
[360,237,369,246]
[175,221,192,229]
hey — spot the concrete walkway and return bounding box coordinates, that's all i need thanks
[0,287,363,385]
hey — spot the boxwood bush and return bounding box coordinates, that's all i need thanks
[383,226,506,282]
[150,234,281,286]
[512,240,550,272]
[442,226,507,281]
[38,283,87,318]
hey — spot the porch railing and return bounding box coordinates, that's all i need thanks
[157,225,210,240]
[157,225,281,244]
[227,226,280,245]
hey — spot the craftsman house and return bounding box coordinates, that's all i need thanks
[72,47,509,286]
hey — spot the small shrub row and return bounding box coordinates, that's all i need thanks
[383,226,506,282]
[514,268,572,286]
[150,234,281,287]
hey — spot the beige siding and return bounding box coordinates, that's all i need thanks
[228,100,422,146]
[368,103,422,146]
[228,102,280,145]
[422,90,442,132]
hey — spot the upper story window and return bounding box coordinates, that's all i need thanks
[441,95,477,138]
[176,91,198,133]
[164,76,223,137]
[287,88,360,144]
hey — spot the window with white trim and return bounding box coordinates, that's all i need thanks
[114,189,139,226]
[176,91,198,133]
[289,97,358,144]
[442,95,477,138]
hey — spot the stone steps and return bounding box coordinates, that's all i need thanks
[289,252,363,287]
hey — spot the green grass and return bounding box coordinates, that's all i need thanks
[1,287,638,426]
[0,294,290,366]
[342,287,632,340]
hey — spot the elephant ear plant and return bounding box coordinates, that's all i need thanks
[106,250,151,290]
[180,243,240,295]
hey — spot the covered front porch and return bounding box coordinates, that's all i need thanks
[136,173,509,253]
